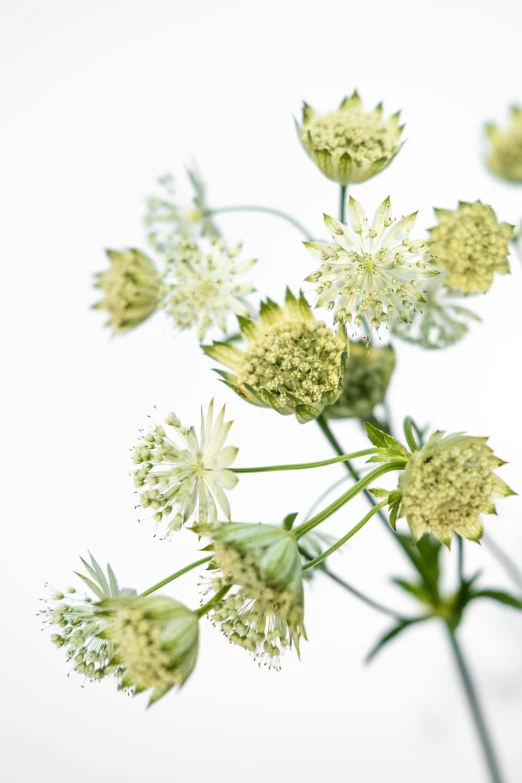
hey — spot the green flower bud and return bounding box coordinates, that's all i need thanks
[296,92,404,185]
[485,107,522,183]
[324,342,395,420]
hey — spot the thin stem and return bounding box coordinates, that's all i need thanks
[294,460,403,539]
[320,565,410,620]
[458,537,464,583]
[403,416,420,452]
[140,556,212,597]
[206,206,312,239]
[482,533,522,593]
[339,185,347,223]
[232,448,377,474]
[303,500,388,570]
[446,626,505,783]
[196,584,231,618]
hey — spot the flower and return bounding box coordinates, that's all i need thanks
[41,553,135,682]
[296,92,404,184]
[485,107,522,183]
[324,342,395,420]
[165,239,256,340]
[305,197,438,331]
[98,595,199,705]
[133,400,238,538]
[392,274,480,349]
[399,432,515,547]
[203,289,348,423]
[196,522,306,669]
[94,249,163,334]
[428,202,513,295]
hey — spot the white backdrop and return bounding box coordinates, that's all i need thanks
[1,1,522,781]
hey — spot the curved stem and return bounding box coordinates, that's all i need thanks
[446,626,505,783]
[140,556,212,597]
[303,500,388,569]
[196,584,231,617]
[207,206,312,239]
[339,185,347,223]
[403,416,420,452]
[233,448,377,474]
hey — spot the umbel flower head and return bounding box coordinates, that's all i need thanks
[305,197,438,331]
[428,202,513,295]
[203,289,348,423]
[94,249,163,334]
[324,342,395,420]
[485,107,522,183]
[296,91,404,185]
[196,522,305,669]
[133,400,238,538]
[98,595,199,705]
[399,432,515,548]
[165,239,256,340]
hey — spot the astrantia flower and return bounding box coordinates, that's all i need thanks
[485,107,522,183]
[305,197,438,331]
[133,400,238,538]
[399,432,515,547]
[98,595,199,705]
[165,239,256,340]
[429,202,513,295]
[324,342,395,420]
[196,522,306,669]
[203,289,348,423]
[94,249,163,334]
[297,92,404,184]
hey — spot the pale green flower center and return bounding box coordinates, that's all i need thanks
[303,111,396,166]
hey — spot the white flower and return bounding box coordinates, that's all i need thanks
[133,400,238,538]
[304,196,438,332]
[166,239,256,340]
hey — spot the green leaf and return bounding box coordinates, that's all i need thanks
[366,617,426,663]
[282,512,298,530]
[472,589,522,610]
[73,571,105,600]
[107,563,120,597]
[392,578,431,604]
[363,421,410,461]
[369,488,390,498]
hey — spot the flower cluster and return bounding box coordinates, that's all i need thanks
[324,342,396,420]
[485,106,522,183]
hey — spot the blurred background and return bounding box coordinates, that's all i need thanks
[1,0,521,780]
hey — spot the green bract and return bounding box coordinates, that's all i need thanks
[296,91,404,185]
[324,342,395,420]
[485,107,522,183]
[202,289,348,423]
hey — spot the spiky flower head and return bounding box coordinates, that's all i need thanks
[41,554,135,683]
[133,400,238,538]
[165,239,256,340]
[94,249,163,334]
[296,92,404,185]
[485,107,522,183]
[305,197,438,331]
[428,202,513,295]
[98,595,199,705]
[324,342,395,420]
[203,289,348,423]
[196,522,305,669]
[399,432,515,547]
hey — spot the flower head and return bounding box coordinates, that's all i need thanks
[324,342,395,420]
[196,522,305,669]
[133,400,238,538]
[165,239,256,340]
[485,107,522,183]
[94,249,163,334]
[203,289,348,423]
[305,197,438,331]
[399,432,515,547]
[98,595,199,705]
[297,92,404,184]
[428,202,512,295]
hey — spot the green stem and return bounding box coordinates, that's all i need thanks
[458,537,464,583]
[207,206,312,239]
[339,185,347,223]
[233,448,377,474]
[446,626,505,783]
[303,500,388,569]
[511,239,522,266]
[320,565,410,620]
[403,416,420,452]
[294,460,403,539]
[140,556,212,597]
[196,584,231,618]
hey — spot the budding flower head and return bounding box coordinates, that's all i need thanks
[133,400,238,538]
[165,239,256,340]
[485,107,522,183]
[98,595,199,705]
[399,432,515,548]
[429,202,513,295]
[296,92,404,185]
[324,342,395,420]
[196,522,305,669]
[305,197,438,333]
[94,249,163,334]
[203,289,348,423]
